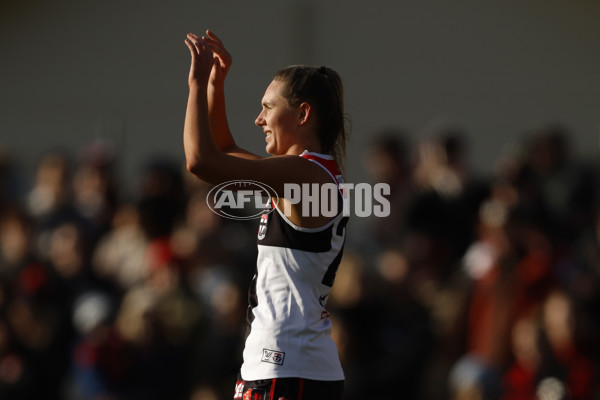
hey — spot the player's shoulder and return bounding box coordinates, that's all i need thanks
[299,151,343,184]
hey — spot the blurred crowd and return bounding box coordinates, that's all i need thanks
[0,122,599,400]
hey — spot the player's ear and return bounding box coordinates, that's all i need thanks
[298,102,311,126]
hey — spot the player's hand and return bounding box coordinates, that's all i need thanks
[185,32,214,88]
[202,29,232,86]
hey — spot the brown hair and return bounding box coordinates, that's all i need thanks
[273,65,349,169]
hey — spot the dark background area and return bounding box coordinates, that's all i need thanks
[1,0,599,184]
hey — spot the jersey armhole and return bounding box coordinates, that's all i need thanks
[271,156,344,232]
[304,158,344,199]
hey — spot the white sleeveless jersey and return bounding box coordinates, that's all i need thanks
[240,151,348,381]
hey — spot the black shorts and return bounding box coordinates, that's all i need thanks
[233,376,344,400]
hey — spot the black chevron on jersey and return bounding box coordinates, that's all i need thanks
[257,208,334,253]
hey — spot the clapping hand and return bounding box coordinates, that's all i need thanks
[185,32,214,88]
[202,30,232,86]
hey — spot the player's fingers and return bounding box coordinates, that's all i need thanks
[202,36,227,54]
[202,39,224,56]
[197,40,214,62]
[202,35,219,47]
[187,32,201,41]
[184,38,197,57]
[187,33,203,55]
[202,38,232,64]
[188,32,203,44]
[205,29,223,45]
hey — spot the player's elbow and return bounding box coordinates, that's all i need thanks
[185,149,226,182]
[186,158,205,176]
[186,156,217,182]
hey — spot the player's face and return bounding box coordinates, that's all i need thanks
[255,80,300,155]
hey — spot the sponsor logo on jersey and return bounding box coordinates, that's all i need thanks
[261,348,285,365]
[243,389,265,400]
[234,382,244,399]
[319,294,329,308]
[257,213,268,240]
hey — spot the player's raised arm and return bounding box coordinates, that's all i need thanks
[183,32,320,193]
[183,32,225,172]
[202,30,262,160]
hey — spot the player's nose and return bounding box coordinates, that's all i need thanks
[255,111,265,126]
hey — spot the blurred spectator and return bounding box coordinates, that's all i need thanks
[0,207,33,279]
[361,129,413,247]
[501,313,542,400]
[453,186,555,400]
[330,248,434,399]
[407,125,489,283]
[64,290,127,400]
[137,159,185,240]
[328,251,369,398]
[27,151,72,221]
[73,141,118,238]
[190,276,246,399]
[448,354,501,400]
[500,124,597,247]
[92,203,149,291]
[537,290,597,400]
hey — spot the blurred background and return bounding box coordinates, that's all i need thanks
[1,0,600,399]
